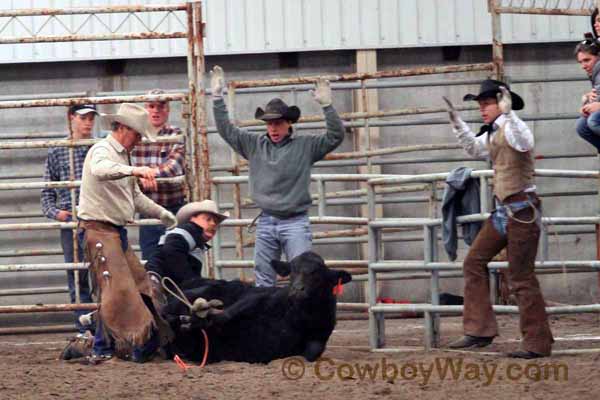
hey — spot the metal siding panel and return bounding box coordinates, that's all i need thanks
[0,2,14,63]
[321,0,342,48]
[52,0,74,61]
[341,0,361,48]
[510,13,533,43]
[264,0,284,51]
[12,0,35,62]
[71,0,93,61]
[436,0,457,45]
[32,0,53,61]
[398,0,419,46]
[416,0,437,44]
[171,1,187,56]
[225,0,247,52]
[283,0,303,49]
[359,0,380,46]
[379,0,398,46]
[205,0,228,55]
[455,0,477,43]
[244,0,266,52]
[110,0,131,60]
[472,0,491,44]
[0,0,596,61]
[551,14,574,41]
[303,0,324,48]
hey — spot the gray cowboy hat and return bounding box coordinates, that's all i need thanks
[101,103,159,142]
[176,200,230,225]
[255,98,301,123]
[463,79,525,111]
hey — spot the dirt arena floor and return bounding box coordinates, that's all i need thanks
[1,313,600,400]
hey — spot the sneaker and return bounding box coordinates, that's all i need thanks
[448,335,494,349]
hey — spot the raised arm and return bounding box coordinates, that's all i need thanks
[308,78,345,162]
[443,96,489,158]
[211,66,257,159]
[497,86,534,152]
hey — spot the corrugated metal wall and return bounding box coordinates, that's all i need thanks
[0,0,594,64]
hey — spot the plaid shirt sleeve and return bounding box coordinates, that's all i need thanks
[41,149,59,220]
[156,127,185,178]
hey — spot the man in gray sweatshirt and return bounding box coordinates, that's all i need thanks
[210,66,345,286]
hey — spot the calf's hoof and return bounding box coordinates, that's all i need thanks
[191,298,224,318]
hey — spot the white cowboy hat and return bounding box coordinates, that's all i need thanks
[176,200,230,225]
[101,103,158,142]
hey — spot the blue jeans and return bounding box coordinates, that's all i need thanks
[92,318,114,357]
[139,203,183,260]
[60,229,93,333]
[576,112,600,151]
[132,330,160,363]
[254,212,312,287]
[491,200,537,238]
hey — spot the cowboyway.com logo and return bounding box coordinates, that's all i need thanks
[281,357,568,385]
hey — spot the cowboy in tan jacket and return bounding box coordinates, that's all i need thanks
[444,80,554,359]
[77,103,177,363]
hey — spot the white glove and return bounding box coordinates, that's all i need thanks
[159,210,177,230]
[497,86,512,115]
[310,77,332,107]
[442,96,462,130]
[210,65,225,98]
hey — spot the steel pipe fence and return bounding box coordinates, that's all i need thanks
[0,3,211,323]
[2,2,599,349]
[367,163,600,351]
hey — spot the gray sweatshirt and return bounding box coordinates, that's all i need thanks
[213,98,345,217]
[592,60,600,99]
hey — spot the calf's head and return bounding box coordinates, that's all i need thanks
[271,251,352,299]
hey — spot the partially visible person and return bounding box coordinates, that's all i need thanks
[591,7,599,38]
[131,89,186,261]
[77,103,178,364]
[575,35,600,151]
[42,104,99,336]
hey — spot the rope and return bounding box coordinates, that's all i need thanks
[505,200,538,224]
[161,276,193,311]
[246,211,262,234]
[159,276,210,369]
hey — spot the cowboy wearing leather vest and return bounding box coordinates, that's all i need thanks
[444,79,554,359]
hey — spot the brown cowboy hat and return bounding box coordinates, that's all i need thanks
[255,98,301,123]
[463,79,525,111]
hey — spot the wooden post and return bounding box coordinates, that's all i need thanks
[355,50,382,303]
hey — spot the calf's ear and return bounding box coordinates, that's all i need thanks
[271,260,291,277]
[329,269,352,285]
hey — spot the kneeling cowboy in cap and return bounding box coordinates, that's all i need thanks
[444,79,553,359]
[145,200,229,288]
[77,103,178,362]
[210,66,345,287]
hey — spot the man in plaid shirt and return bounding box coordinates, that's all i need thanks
[41,104,98,335]
[131,89,186,260]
